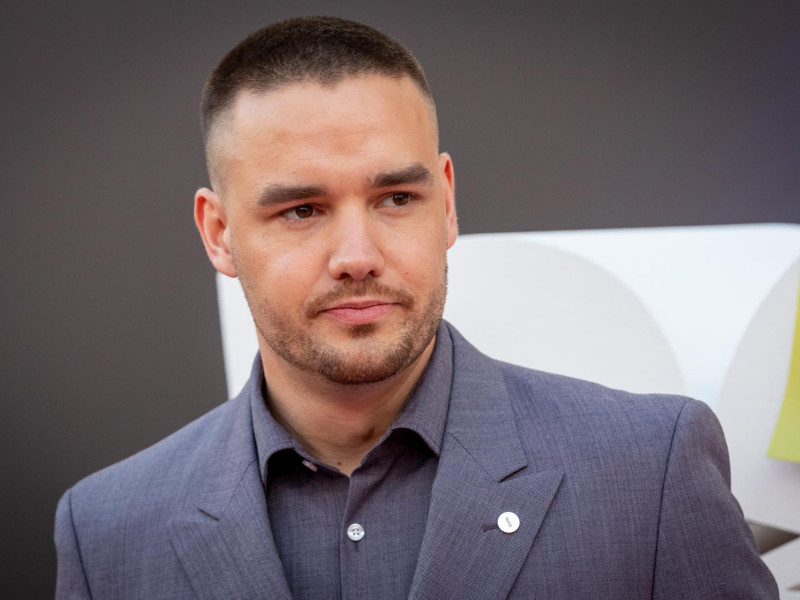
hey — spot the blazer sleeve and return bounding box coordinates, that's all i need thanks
[652,399,778,599]
[54,489,92,599]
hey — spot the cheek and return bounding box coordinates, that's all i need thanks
[392,234,447,286]
[241,240,327,300]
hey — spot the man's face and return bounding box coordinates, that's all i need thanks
[198,75,457,385]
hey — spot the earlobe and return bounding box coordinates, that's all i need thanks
[194,187,237,277]
[439,153,458,248]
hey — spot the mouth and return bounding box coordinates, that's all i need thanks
[319,299,399,326]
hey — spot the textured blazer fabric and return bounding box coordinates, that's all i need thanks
[55,322,778,599]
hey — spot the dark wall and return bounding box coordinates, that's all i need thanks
[2,1,799,596]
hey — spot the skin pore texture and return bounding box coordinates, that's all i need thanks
[195,75,457,474]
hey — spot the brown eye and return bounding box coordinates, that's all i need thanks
[384,193,411,207]
[293,205,314,219]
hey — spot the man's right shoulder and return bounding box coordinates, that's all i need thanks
[54,389,262,597]
[63,393,252,516]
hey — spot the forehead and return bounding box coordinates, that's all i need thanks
[211,75,438,187]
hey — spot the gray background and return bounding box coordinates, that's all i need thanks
[2,1,799,597]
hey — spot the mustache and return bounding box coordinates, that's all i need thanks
[305,278,415,318]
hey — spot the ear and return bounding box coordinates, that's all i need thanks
[194,187,237,277]
[439,152,458,249]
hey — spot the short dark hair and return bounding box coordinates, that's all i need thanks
[200,16,434,147]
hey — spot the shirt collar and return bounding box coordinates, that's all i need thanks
[248,321,454,480]
[386,322,452,456]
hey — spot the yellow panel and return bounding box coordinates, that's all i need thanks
[768,275,800,463]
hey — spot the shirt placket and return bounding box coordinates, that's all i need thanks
[338,452,392,600]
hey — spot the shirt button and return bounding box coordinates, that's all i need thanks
[498,511,520,533]
[347,523,365,542]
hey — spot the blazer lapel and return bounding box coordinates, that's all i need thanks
[410,325,564,600]
[169,460,292,600]
[168,383,293,600]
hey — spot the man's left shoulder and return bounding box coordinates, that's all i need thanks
[500,358,700,421]
[497,358,722,451]
[445,320,712,449]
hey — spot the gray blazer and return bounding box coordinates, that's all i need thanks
[55,322,778,599]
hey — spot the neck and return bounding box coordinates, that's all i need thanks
[258,337,436,476]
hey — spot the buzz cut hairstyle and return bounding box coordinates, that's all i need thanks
[200,16,435,152]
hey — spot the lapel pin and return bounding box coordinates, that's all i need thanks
[498,511,520,533]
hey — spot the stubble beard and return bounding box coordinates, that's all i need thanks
[236,260,447,385]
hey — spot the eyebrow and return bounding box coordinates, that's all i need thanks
[255,163,434,207]
[256,184,328,207]
[371,163,434,189]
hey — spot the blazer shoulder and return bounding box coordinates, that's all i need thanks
[444,320,701,446]
[64,393,251,516]
[497,358,696,424]
[493,358,725,471]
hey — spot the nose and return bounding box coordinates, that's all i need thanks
[327,209,385,281]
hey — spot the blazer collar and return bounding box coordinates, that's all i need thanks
[409,322,564,600]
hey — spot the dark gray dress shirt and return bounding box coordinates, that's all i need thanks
[250,329,453,600]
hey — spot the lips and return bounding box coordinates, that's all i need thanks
[320,300,397,325]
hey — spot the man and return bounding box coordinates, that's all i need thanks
[55,16,778,599]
